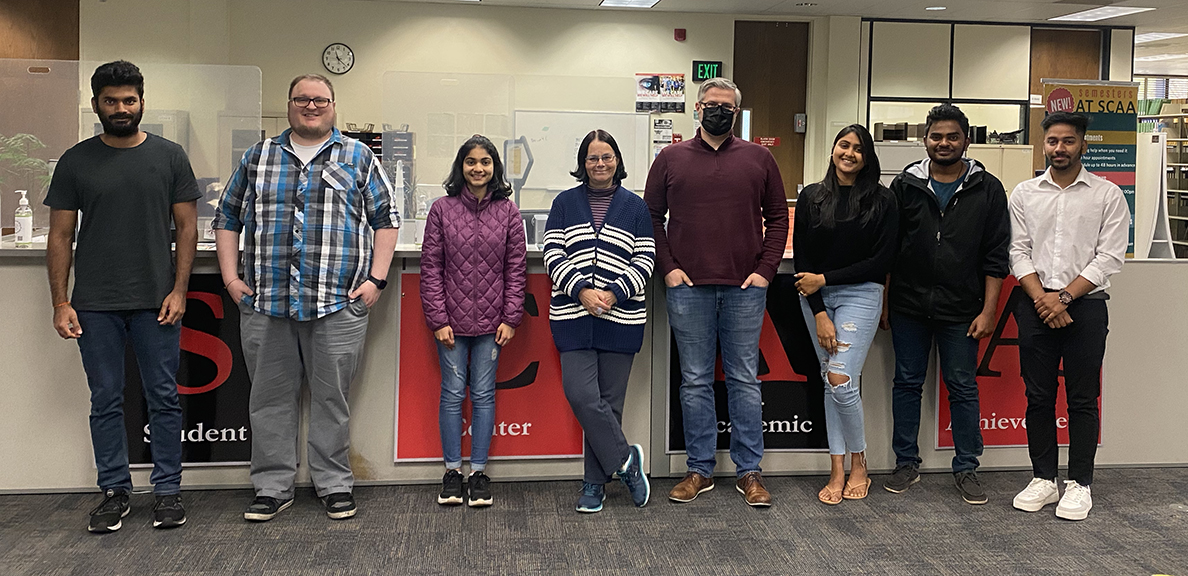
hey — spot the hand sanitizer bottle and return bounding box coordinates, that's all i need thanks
[14,190,33,248]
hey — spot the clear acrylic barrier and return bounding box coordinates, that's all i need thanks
[382,72,653,234]
[0,59,260,247]
[382,72,514,245]
[0,59,81,240]
[512,109,650,211]
[79,61,262,224]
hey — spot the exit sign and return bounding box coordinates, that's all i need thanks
[692,60,723,82]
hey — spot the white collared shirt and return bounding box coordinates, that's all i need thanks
[1008,166,1129,293]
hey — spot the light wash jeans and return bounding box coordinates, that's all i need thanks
[799,282,883,456]
[667,284,767,477]
[437,334,500,472]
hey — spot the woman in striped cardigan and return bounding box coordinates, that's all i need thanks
[544,130,655,514]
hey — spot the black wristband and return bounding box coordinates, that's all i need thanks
[366,275,388,290]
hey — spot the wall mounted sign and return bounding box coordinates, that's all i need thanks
[692,60,723,82]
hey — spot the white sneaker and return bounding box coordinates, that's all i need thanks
[1055,481,1092,521]
[1013,477,1060,512]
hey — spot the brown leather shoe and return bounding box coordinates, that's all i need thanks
[736,472,772,507]
[668,472,715,503]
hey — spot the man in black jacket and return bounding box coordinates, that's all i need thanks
[881,104,1011,504]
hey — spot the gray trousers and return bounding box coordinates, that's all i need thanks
[240,298,369,499]
[559,350,635,484]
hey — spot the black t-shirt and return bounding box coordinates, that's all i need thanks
[44,133,200,311]
[793,182,899,314]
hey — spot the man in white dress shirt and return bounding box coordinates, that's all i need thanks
[1006,111,1129,521]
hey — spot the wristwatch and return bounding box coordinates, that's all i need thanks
[366,275,388,290]
[1058,289,1073,305]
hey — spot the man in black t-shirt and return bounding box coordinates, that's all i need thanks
[44,61,199,533]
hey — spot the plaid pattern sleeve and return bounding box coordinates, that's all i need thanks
[214,128,400,321]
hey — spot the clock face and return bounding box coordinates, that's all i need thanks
[322,43,354,75]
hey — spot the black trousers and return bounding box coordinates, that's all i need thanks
[1016,297,1108,485]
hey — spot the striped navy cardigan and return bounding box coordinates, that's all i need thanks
[543,185,655,353]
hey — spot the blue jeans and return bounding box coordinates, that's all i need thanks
[667,284,766,477]
[76,309,183,494]
[799,283,882,456]
[890,311,983,472]
[437,334,500,471]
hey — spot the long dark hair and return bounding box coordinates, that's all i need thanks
[443,135,513,200]
[569,129,628,185]
[811,124,883,228]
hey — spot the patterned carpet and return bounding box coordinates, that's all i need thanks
[1,468,1185,575]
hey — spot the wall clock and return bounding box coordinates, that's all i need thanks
[323,43,354,75]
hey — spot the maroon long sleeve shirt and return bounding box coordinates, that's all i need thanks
[644,131,788,285]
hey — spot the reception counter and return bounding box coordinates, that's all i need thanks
[1,245,1186,493]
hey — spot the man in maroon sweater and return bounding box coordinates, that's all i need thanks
[645,77,788,507]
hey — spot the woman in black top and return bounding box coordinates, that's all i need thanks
[793,124,898,505]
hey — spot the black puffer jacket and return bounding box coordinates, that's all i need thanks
[888,158,1010,323]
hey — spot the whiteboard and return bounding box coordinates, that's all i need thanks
[514,110,650,195]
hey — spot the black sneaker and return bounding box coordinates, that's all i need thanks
[152,494,186,529]
[243,496,293,522]
[88,489,130,533]
[467,472,492,507]
[883,464,920,494]
[954,470,988,505]
[438,470,464,505]
[323,492,357,519]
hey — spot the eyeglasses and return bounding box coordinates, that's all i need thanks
[291,97,333,108]
[700,103,738,114]
[585,154,616,164]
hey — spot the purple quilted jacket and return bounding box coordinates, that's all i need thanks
[420,188,527,336]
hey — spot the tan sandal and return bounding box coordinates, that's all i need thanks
[843,477,872,500]
[818,484,843,505]
[842,452,870,500]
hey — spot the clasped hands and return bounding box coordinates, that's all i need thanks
[1034,292,1073,329]
[579,287,617,317]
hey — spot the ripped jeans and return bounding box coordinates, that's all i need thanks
[799,282,883,456]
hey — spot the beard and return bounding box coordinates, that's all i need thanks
[931,155,963,167]
[99,108,143,138]
[290,110,335,141]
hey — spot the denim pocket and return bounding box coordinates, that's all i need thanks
[346,297,369,317]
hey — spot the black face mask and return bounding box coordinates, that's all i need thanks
[700,106,734,137]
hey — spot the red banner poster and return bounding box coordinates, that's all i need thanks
[937,276,1102,448]
[395,273,584,461]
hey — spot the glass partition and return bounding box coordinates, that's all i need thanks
[0,59,261,247]
[0,59,80,243]
[382,72,514,245]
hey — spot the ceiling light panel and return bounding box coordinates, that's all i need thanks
[599,0,661,7]
[1134,32,1188,44]
[1049,6,1155,22]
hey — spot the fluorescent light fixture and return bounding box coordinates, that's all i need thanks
[925,6,947,11]
[1134,53,1188,62]
[1049,6,1154,22]
[1134,32,1188,44]
[599,0,660,7]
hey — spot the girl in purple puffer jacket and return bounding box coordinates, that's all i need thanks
[420,135,527,508]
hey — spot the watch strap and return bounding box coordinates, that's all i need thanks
[1058,289,1073,305]
[366,275,387,290]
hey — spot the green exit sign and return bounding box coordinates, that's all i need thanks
[692,60,723,82]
